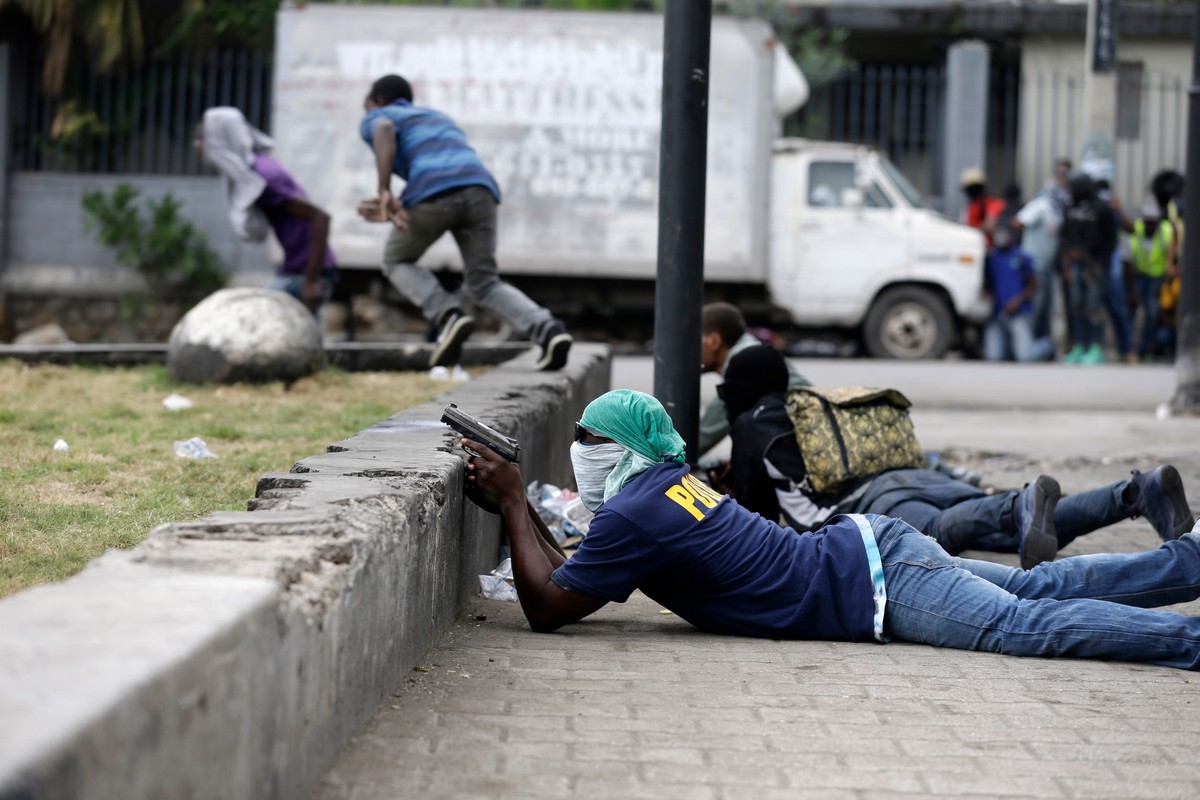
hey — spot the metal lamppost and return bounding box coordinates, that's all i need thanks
[653,0,712,460]
[1170,0,1200,413]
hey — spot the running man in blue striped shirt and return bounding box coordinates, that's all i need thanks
[358,74,572,370]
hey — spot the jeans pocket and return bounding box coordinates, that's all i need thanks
[886,555,948,571]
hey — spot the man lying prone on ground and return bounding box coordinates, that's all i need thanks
[463,389,1200,670]
[719,344,1194,569]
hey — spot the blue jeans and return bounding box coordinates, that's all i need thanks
[983,313,1054,362]
[864,469,1129,554]
[1134,273,1164,356]
[871,515,1200,670]
[1030,266,1055,341]
[1105,251,1133,356]
[1065,259,1108,349]
[266,273,335,313]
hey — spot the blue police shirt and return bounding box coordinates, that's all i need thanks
[551,462,879,642]
[359,99,501,207]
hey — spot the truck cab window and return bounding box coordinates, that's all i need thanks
[808,161,891,209]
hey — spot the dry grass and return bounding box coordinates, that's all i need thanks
[0,360,475,598]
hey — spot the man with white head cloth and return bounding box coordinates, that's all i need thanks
[465,389,1200,670]
[195,107,337,313]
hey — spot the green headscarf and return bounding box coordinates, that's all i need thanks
[578,390,687,501]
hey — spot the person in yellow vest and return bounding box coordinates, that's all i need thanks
[1158,267,1182,361]
[1152,169,1185,259]
[1130,203,1178,361]
[1166,194,1185,360]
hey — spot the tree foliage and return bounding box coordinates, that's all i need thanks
[11,0,151,93]
[6,0,669,88]
[720,0,853,90]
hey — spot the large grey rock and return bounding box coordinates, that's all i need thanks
[168,288,322,384]
[14,322,72,346]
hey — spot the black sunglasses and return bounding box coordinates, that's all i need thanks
[574,422,590,442]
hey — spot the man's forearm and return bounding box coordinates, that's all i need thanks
[526,499,567,559]
[373,123,396,193]
[306,212,330,282]
[500,499,569,629]
[511,512,567,573]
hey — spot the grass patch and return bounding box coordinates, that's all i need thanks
[0,360,476,599]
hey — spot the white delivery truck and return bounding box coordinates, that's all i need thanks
[273,4,988,358]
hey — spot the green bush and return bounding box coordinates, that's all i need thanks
[81,183,229,306]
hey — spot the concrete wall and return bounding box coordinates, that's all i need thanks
[1,172,273,295]
[0,343,610,800]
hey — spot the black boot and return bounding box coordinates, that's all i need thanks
[1013,475,1061,569]
[1128,466,1194,541]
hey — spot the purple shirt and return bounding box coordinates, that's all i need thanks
[251,154,336,277]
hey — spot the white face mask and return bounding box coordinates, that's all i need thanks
[570,441,626,512]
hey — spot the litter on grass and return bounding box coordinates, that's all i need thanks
[429,365,470,382]
[162,393,194,411]
[174,437,218,459]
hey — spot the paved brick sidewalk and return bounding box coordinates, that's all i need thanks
[314,411,1200,800]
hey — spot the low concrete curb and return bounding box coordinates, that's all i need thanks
[0,343,610,800]
[0,341,534,371]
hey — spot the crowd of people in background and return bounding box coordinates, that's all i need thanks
[961,163,1186,365]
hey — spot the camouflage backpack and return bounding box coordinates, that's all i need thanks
[784,386,926,495]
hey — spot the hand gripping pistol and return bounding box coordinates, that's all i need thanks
[440,403,522,463]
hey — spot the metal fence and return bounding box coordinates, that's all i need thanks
[791,62,1027,206]
[8,41,1189,208]
[792,60,1188,212]
[986,64,1022,197]
[790,63,948,200]
[8,45,272,174]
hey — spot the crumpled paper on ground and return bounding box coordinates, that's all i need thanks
[479,557,518,601]
[162,393,194,411]
[174,436,218,459]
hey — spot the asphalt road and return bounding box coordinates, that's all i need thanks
[611,356,1181,413]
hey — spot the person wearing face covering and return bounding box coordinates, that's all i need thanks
[194,107,337,314]
[1059,171,1119,365]
[720,345,1194,571]
[959,167,1005,247]
[982,222,1055,362]
[464,387,1200,670]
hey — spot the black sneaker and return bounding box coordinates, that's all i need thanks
[429,310,475,368]
[1130,465,1194,541]
[1013,475,1061,570]
[534,318,572,371]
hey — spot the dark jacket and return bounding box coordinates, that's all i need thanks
[729,392,867,531]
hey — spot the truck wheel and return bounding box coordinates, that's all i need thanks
[862,286,953,360]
